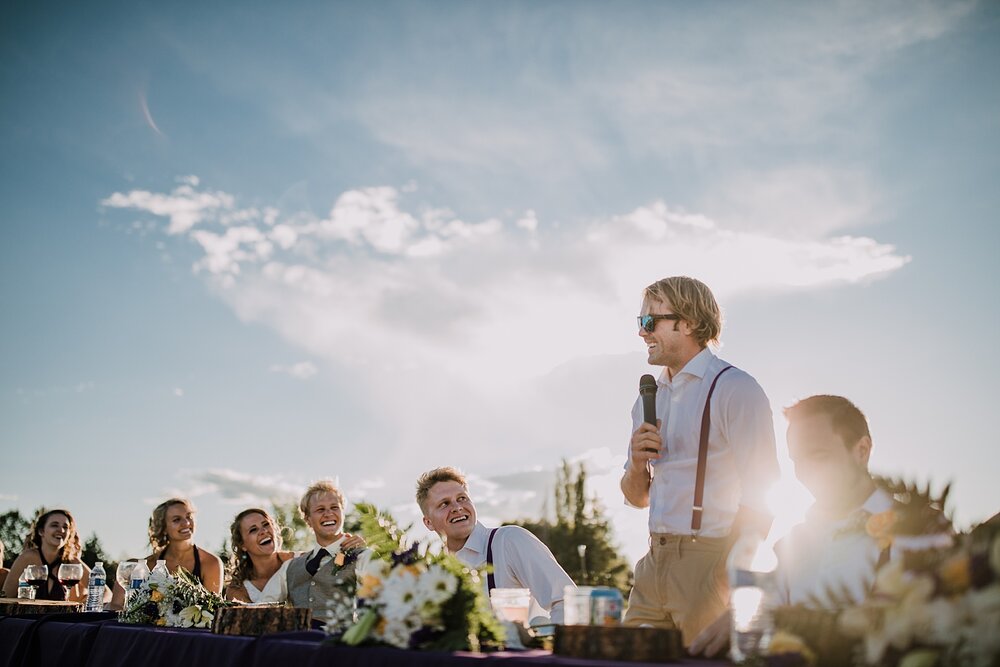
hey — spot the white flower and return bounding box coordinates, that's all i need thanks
[379,569,422,622]
[418,564,457,605]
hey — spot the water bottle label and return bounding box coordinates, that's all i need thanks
[92,577,106,587]
[130,579,144,590]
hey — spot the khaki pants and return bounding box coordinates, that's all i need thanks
[623,533,732,646]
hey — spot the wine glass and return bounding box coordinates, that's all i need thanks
[25,564,48,597]
[116,561,138,605]
[116,561,138,588]
[57,563,84,599]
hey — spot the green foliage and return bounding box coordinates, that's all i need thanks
[0,509,30,567]
[512,460,633,597]
[269,499,313,552]
[874,475,954,535]
[353,502,410,557]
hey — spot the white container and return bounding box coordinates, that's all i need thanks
[489,587,531,625]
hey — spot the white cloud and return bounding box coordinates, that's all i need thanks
[177,468,305,504]
[101,183,235,235]
[104,180,910,384]
[173,388,184,397]
[269,361,318,380]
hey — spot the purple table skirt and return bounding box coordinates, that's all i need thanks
[0,616,727,667]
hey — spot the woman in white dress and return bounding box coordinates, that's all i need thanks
[224,508,297,603]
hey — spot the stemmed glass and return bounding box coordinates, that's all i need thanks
[116,561,138,606]
[57,563,84,599]
[25,564,48,598]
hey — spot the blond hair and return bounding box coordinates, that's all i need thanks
[415,466,468,514]
[148,498,195,552]
[298,480,346,519]
[644,276,722,348]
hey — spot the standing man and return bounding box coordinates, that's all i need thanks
[416,466,575,623]
[621,276,779,645]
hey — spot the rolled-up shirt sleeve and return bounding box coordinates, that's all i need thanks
[500,526,576,622]
[717,372,780,514]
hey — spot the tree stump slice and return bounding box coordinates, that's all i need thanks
[210,604,312,636]
[554,625,683,662]
[0,599,83,616]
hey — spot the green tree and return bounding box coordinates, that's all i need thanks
[81,532,109,566]
[513,460,633,598]
[270,499,313,552]
[0,509,30,566]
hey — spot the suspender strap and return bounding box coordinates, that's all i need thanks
[691,365,733,533]
[486,528,499,593]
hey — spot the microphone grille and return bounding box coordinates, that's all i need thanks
[639,374,657,391]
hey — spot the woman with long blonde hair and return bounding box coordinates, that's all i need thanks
[143,498,223,592]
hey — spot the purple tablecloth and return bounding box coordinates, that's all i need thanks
[0,616,728,667]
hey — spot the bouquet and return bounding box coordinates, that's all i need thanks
[335,503,504,651]
[772,477,1000,667]
[119,566,233,629]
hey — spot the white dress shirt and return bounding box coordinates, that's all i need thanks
[455,521,575,623]
[627,348,779,537]
[774,489,894,606]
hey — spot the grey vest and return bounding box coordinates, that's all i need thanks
[286,550,361,617]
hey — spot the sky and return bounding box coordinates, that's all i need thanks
[2,0,998,567]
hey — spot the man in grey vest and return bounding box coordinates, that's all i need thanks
[286,480,371,629]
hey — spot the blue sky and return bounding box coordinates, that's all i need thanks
[2,1,998,565]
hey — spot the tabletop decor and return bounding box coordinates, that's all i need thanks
[119,566,233,629]
[334,503,504,652]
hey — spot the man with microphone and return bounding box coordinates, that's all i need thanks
[621,276,779,646]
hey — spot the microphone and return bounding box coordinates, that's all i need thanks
[639,375,659,453]
[639,374,657,425]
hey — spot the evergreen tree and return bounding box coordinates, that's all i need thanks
[514,460,633,597]
[0,509,29,567]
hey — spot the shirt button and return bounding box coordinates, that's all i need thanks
[309,597,314,602]
[659,537,667,545]
[310,581,315,586]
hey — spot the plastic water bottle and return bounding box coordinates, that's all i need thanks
[17,570,34,599]
[150,559,170,584]
[130,560,150,590]
[85,562,106,612]
[727,533,776,664]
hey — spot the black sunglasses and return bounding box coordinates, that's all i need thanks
[637,314,681,332]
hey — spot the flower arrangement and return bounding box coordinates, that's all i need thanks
[772,477,1000,667]
[334,503,504,651]
[839,513,1000,667]
[119,566,233,629]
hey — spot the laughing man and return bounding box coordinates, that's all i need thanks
[286,480,370,623]
[416,466,576,623]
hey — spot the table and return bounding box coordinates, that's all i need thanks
[0,616,727,667]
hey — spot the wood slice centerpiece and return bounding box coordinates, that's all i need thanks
[211,604,312,636]
[0,599,83,616]
[554,625,683,663]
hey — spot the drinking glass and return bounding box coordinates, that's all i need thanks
[25,564,48,597]
[57,563,85,598]
[116,561,138,605]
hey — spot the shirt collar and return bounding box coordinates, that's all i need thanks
[456,521,489,557]
[311,535,346,558]
[658,347,715,385]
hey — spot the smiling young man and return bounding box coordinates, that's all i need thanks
[620,276,779,646]
[691,395,894,657]
[416,466,575,623]
[286,480,371,617]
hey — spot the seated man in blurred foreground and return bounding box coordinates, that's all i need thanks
[416,466,576,624]
[691,394,893,656]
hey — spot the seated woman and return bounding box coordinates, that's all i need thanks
[224,508,295,604]
[225,507,368,604]
[1,508,91,602]
[144,498,223,591]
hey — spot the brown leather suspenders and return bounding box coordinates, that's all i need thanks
[691,365,732,535]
